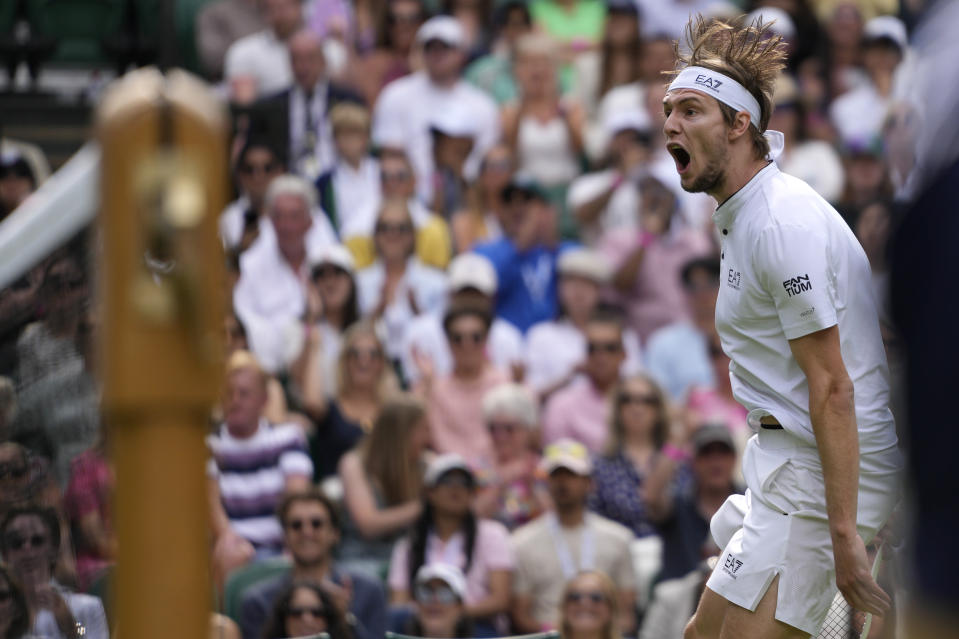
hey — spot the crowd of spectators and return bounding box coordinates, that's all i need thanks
[0,0,918,637]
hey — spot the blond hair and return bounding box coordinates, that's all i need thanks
[225,350,267,391]
[335,321,397,399]
[330,102,371,133]
[559,571,622,639]
[671,14,787,159]
[604,374,670,457]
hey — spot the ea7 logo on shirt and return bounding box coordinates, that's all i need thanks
[727,268,741,290]
[782,274,812,297]
[695,74,723,92]
[723,553,744,579]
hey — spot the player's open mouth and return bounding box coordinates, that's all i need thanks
[668,144,691,173]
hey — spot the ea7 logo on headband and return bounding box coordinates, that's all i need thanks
[695,74,723,91]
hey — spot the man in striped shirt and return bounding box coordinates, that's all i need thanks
[208,351,313,563]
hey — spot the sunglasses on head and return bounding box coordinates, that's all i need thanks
[414,583,458,605]
[449,331,485,346]
[5,533,47,551]
[587,341,622,355]
[287,517,327,532]
[285,605,327,619]
[565,590,607,605]
[0,463,27,481]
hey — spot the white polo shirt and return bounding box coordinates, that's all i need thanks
[713,162,897,459]
[223,29,292,98]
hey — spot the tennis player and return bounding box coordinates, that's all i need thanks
[662,16,903,639]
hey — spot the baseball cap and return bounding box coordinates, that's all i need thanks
[416,16,466,49]
[558,248,611,284]
[415,563,467,601]
[447,253,497,295]
[308,243,355,275]
[429,102,479,139]
[501,172,549,203]
[540,438,593,476]
[863,15,907,51]
[747,6,796,39]
[604,108,651,137]
[692,424,735,456]
[424,453,475,487]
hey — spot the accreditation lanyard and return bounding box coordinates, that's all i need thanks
[546,513,595,580]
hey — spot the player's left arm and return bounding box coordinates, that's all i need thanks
[789,327,891,616]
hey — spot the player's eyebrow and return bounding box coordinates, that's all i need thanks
[663,94,706,112]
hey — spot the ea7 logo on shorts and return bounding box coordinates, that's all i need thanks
[723,553,744,578]
[695,74,723,92]
[727,268,741,290]
[782,274,812,297]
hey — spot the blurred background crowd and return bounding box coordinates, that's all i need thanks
[0,0,938,638]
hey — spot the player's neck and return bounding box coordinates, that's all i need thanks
[709,151,770,206]
[556,504,586,527]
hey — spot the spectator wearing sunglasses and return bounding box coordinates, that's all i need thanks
[220,139,287,255]
[261,580,355,639]
[421,303,509,467]
[356,200,448,362]
[473,384,550,531]
[240,489,386,639]
[406,563,473,638]
[558,571,622,639]
[344,152,452,272]
[542,312,627,453]
[0,505,107,639]
[388,454,513,636]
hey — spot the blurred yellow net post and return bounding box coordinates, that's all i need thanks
[97,68,228,636]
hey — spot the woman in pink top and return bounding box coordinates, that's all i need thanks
[389,454,514,635]
[419,302,510,467]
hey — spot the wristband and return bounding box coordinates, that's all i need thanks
[662,443,690,463]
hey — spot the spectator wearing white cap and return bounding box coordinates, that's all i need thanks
[429,102,480,219]
[407,563,473,637]
[291,243,360,402]
[356,200,448,361]
[568,109,653,245]
[233,174,338,373]
[372,15,500,205]
[511,439,637,634]
[830,14,909,148]
[524,249,643,396]
[400,253,524,387]
[388,454,514,635]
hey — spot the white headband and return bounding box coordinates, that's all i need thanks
[667,65,784,161]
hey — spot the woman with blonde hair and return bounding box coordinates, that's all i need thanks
[450,144,514,253]
[589,374,670,539]
[304,322,397,479]
[558,571,622,639]
[337,393,430,579]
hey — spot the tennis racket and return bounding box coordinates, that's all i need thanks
[817,544,885,639]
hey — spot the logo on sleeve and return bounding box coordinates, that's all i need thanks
[782,274,812,297]
[695,74,723,92]
[727,268,741,290]
[722,553,744,579]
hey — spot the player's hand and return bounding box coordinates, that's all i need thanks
[833,532,891,616]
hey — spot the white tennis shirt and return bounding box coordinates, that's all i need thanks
[713,162,898,459]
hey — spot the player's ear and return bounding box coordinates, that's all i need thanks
[728,110,752,142]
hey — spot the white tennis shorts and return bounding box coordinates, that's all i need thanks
[705,427,901,636]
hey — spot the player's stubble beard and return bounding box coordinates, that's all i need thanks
[683,133,729,195]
